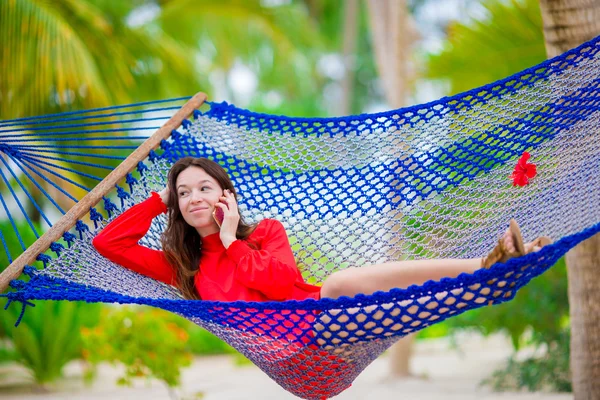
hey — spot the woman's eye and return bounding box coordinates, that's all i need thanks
[201,186,209,191]
[179,192,187,196]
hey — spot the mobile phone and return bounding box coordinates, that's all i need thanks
[212,202,225,227]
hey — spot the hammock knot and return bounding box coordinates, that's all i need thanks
[1,292,36,327]
[181,119,192,129]
[171,129,182,140]
[160,139,171,151]
[193,109,202,119]
[103,196,118,218]
[9,280,26,290]
[89,207,104,229]
[49,242,64,255]
[35,253,52,266]
[125,173,138,187]
[148,150,158,163]
[62,231,76,246]
[22,266,37,277]
[136,161,148,174]
[116,186,130,203]
[210,101,230,113]
[75,220,89,239]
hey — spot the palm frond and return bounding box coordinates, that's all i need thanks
[426,0,546,95]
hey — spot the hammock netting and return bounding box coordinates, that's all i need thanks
[2,36,600,399]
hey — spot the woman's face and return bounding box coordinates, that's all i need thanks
[175,166,224,230]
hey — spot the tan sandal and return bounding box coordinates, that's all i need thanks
[529,235,553,251]
[481,219,526,269]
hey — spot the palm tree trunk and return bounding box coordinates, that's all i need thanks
[366,0,416,378]
[340,0,359,115]
[539,0,600,57]
[539,1,600,398]
[366,0,410,108]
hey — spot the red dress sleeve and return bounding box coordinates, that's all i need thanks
[226,219,300,300]
[92,192,177,286]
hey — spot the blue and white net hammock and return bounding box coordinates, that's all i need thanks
[2,36,600,399]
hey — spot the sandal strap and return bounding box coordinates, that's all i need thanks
[482,219,526,269]
[531,236,553,249]
[482,222,554,270]
[482,238,510,269]
[509,219,526,255]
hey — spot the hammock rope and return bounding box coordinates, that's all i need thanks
[1,36,600,399]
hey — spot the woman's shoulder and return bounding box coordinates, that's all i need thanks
[244,219,291,249]
[250,218,287,237]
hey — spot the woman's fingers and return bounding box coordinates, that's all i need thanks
[216,190,239,217]
[221,190,238,211]
[218,197,230,212]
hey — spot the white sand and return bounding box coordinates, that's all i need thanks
[0,333,572,400]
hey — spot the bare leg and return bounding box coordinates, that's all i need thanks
[321,230,541,299]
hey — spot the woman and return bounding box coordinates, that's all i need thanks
[93,157,551,302]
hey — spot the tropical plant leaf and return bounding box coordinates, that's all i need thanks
[426,0,546,95]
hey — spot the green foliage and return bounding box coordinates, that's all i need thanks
[185,327,235,356]
[141,309,235,356]
[81,307,193,388]
[0,300,102,385]
[232,352,253,367]
[416,258,570,392]
[416,319,450,340]
[295,0,382,115]
[418,258,568,347]
[1,218,103,385]
[0,219,42,275]
[426,0,547,95]
[0,339,19,364]
[446,258,568,349]
[153,310,236,356]
[1,0,332,119]
[483,329,571,392]
[1,218,42,340]
[0,0,198,119]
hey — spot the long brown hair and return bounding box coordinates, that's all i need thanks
[161,157,257,300]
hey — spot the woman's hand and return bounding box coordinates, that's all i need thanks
[215,189,240,248]
[158,187,170,206]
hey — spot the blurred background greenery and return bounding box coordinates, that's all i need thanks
[0,0,570,394]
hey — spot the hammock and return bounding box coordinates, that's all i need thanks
[1,35,599,399]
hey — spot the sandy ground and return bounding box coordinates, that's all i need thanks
[0,333,572,400]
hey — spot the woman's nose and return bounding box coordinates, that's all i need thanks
[190,190,204,203]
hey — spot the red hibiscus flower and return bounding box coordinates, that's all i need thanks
[511,151,537,187]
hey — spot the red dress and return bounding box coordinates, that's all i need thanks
[92,191,321,302]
